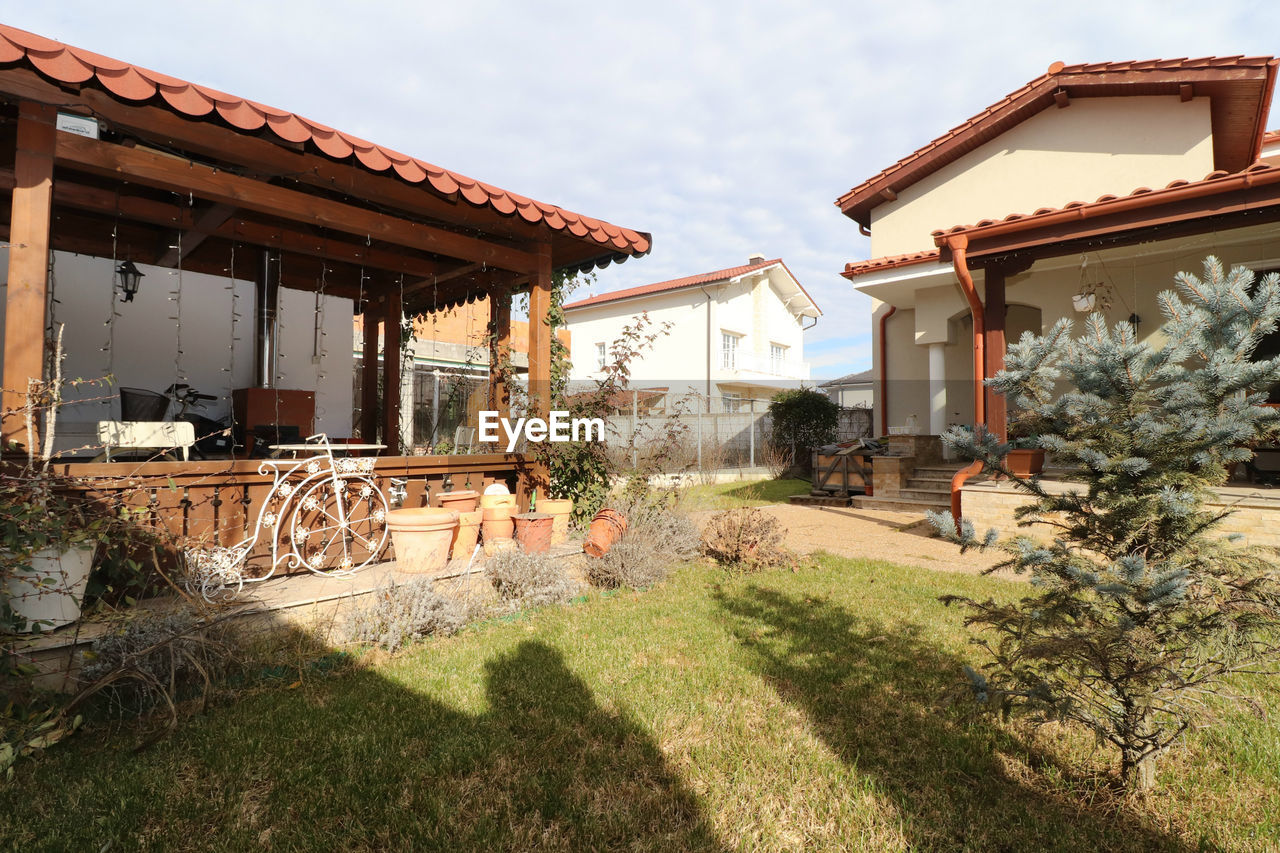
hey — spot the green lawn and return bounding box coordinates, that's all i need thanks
[681,477,810,510]
[3,556,1278,851]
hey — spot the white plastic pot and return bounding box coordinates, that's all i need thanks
[2,545,95,632]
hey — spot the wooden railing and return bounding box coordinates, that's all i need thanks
[41,453,534,573]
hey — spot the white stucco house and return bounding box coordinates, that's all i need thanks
[563,255,821,410]
[820,369,874,409]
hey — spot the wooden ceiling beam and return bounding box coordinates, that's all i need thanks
[155,202,236,268]
[21,171,456,278]
[53,132,539,273]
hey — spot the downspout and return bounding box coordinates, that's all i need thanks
[947,235,986,526]
[878,305,897,437]
[699,284,713,412]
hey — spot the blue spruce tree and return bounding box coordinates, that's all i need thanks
[930,257,1280,790]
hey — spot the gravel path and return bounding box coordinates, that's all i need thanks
[697,503,1012,578]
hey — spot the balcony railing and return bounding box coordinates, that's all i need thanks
[719,350,809,379]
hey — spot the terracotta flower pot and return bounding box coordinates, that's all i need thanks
[479,493,517,511]
[385,508,458,575]
[1006,448,1046,477]
[583,508,627,558]
[437,489,480,513]
[451,509,483,560]
[483,536,517,558]
[514,512,554,554]
[481,505,515,541]
[539,498,573,546]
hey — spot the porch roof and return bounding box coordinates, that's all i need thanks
[0,23,650,314]
[931,161,1280,263]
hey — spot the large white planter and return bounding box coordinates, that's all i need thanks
[2,545,95,633]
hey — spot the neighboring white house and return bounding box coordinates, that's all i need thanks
[820,369,874,409]
[563,255,821,409]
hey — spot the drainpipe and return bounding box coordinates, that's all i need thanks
[946,235,986,527]
[878,305,897,436]
[699,284,713,412]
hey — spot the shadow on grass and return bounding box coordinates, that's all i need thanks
[2,632,723,852]
[714,585,1190,852]
[718,478,808,505]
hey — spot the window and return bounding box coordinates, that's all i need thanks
[722,393,742,413]
[770,343,787,374]
[721,332,739,369]
[595,342,607,371]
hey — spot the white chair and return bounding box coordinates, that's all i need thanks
[453,426,476,453]
[94,420,196,462]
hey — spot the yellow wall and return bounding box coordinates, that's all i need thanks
[870,96,1215,256]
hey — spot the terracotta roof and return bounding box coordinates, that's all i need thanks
[1264,129,1280,145]
[564,258,821,315]
[837,56,1278,229]
[930,161,1280,247]
[0,24,650,262]
[841,249,941,279]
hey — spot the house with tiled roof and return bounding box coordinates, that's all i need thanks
[819,369,873,409]
[837,56,1280,518]
[563,255,821,410]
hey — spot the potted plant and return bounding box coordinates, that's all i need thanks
[1004,415,1046,478]
[1,471,118,633]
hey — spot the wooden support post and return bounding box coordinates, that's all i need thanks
[488,288,512,420]
[2,101,56,451]
[360,309,380,443]
[382,290,402,455]
[527,244,554,420]
[983,266,1007,441]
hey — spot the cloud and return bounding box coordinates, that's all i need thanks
[6,0,1278,381]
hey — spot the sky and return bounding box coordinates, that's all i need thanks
[4,1,1279,380]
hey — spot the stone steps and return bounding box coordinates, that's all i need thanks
[851,494,950,514]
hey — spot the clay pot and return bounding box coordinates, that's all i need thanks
[451,509,483,560]
[539,498,573,546]
[479,493,517,511]
[482,505,515,541]
[583,508,627,558]
[483,537,517,558]
[385,508,458,575]
[437,489,480,513]
[514,512,554,554]
[1006,448,1046,477]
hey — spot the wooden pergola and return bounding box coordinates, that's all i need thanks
[0,24,650,463]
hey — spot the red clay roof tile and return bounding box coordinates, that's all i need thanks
[564,258,820,315]
[840,250,942,279]
[0,23,650,264]
[836,56,1278,229]
[929,162,1280,243]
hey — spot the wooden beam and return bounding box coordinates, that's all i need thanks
[3,101,56,449]
[381,289,402,455]
[53,132,539,273]
[1053,90,1070,108]
[155,202,236,267]
[488,288,511,421]
[983,265,1007,441]
[1180,83,1194,102]
[527,244,553,419]
[360,313,379,442]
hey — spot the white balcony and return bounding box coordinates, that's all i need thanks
[719,350,810,380]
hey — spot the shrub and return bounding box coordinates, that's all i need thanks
[767,388,838,457]
[484,550,577,607]
[586,541,669,590]
[701,507,788,570]
[344,578,474,652]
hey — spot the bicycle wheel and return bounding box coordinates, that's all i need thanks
[288,475,388,574]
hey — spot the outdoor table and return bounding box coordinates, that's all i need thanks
[269,442,386,458]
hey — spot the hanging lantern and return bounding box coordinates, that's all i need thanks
[116,260,145,302]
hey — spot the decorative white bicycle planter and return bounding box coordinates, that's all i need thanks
[185,434,390,601]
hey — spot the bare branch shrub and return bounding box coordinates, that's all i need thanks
[761,439,794,479]
[484,550,578,608]
[344,578,476,652]
[587,540,669,590]
[701,507,789,571]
